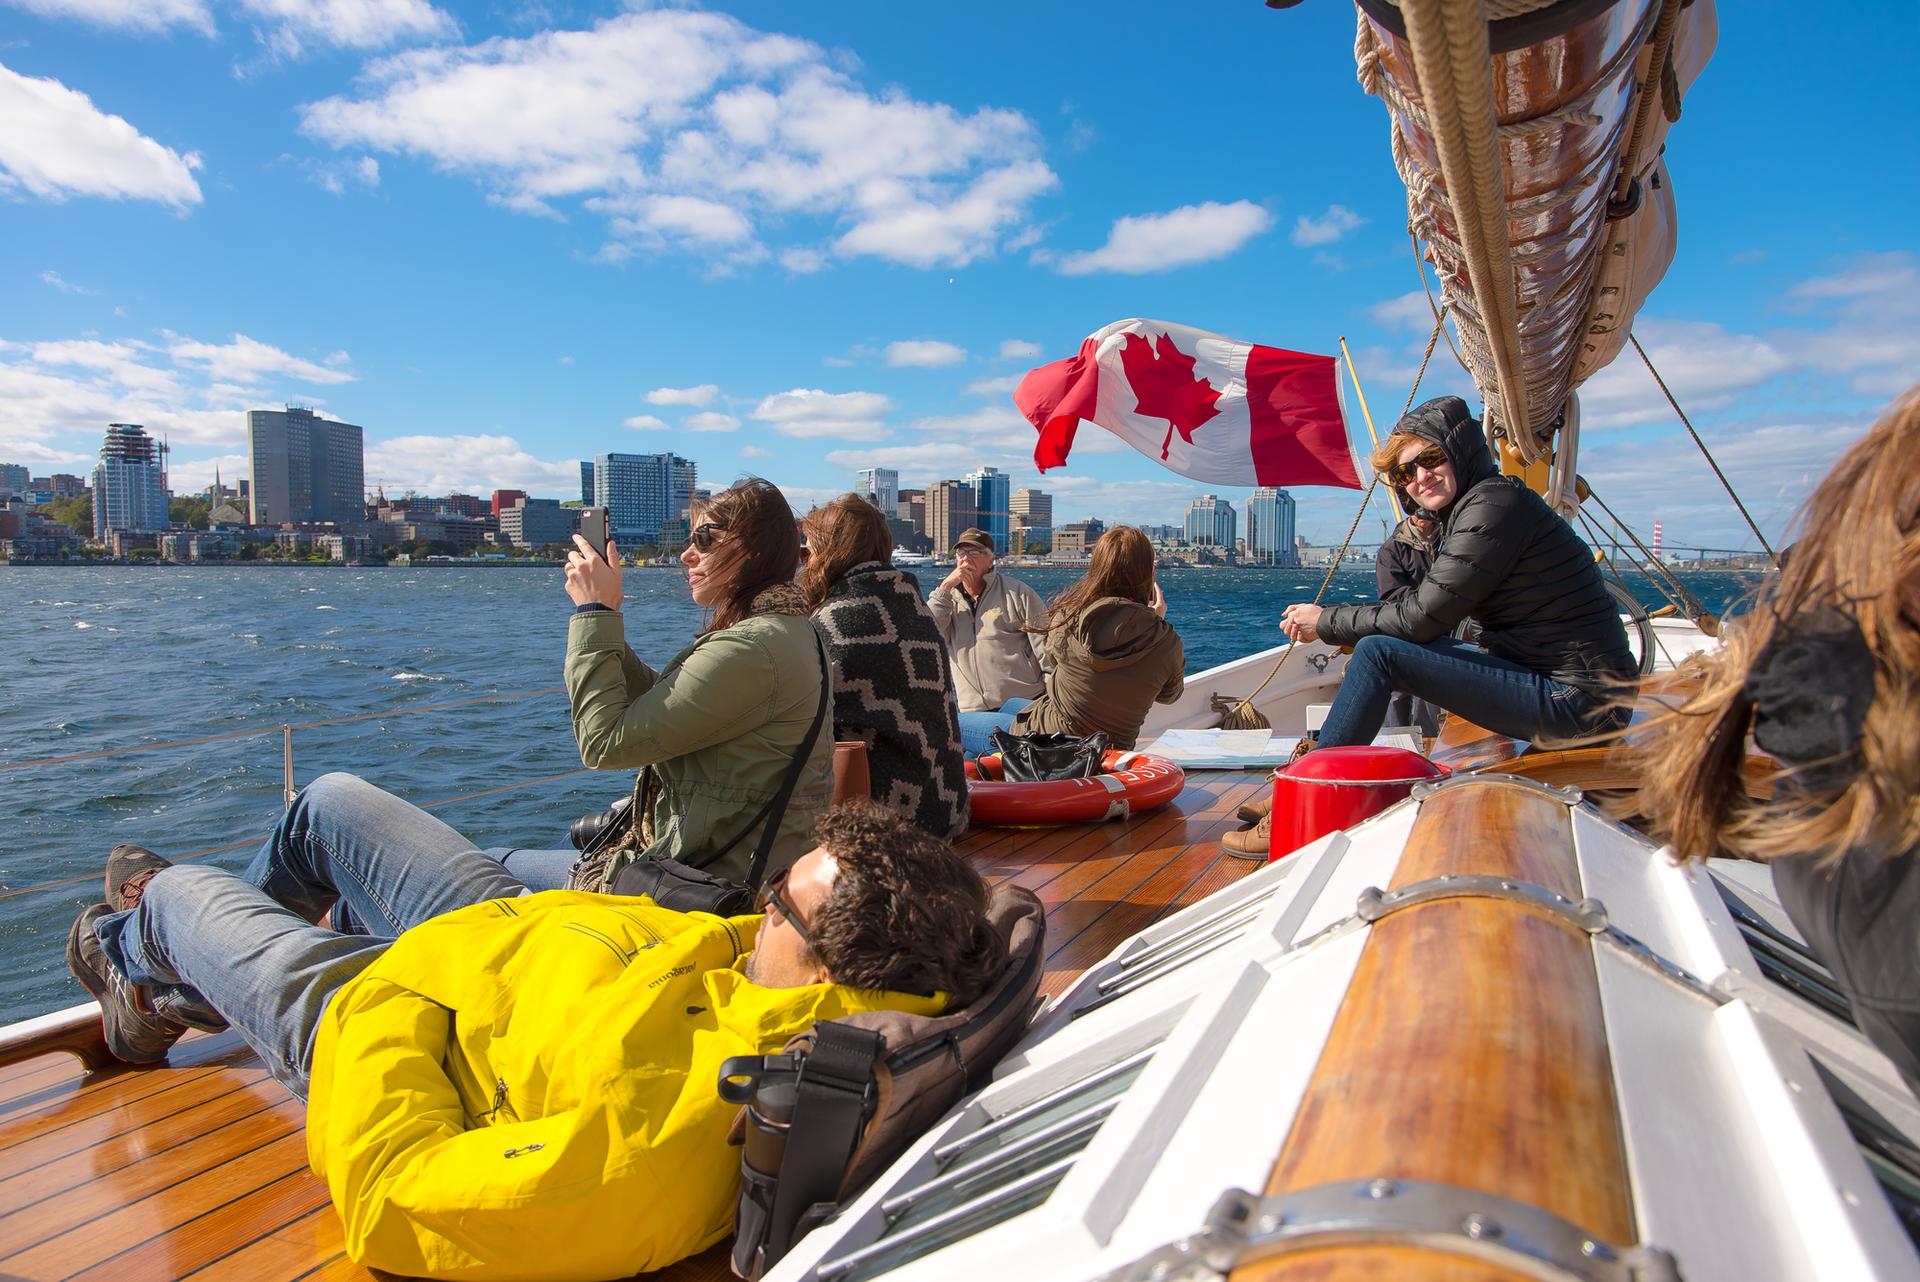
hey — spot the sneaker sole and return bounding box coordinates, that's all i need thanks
[65,911,111,1006]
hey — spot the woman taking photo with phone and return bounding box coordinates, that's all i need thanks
[554,476,832,892]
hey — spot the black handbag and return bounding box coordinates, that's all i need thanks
[575,631,832,915]
[988,729,1109,782]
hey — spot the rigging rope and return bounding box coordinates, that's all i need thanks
[1630,332,1780,567]
[1581,481,1718,632]
[1217,306,1449,730]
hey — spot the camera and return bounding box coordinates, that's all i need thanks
[568,795,631,851]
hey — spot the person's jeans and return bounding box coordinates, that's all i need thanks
[957,698,1033,757]
[94,771,529,1097]
[1318,635,1619,749]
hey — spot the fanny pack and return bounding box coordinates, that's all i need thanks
[987,728,1108,782]
[568,631,831,913]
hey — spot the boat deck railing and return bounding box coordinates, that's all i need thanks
[0,685,585,905]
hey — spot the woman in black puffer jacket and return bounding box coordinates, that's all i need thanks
[1281,395,1634,748]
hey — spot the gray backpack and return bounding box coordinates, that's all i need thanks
[720,885,1047,1279]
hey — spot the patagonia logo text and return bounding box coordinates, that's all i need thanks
[648,964,694,989]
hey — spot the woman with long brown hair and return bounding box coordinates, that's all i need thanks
[988,524,1184,751]
[1627,387,1920,1091]
[801,495,968,840]
[550,476,833,890]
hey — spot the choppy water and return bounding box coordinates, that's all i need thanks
[0,563,1762,1022]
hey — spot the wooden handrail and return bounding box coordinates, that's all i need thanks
[0,1001,120,1075]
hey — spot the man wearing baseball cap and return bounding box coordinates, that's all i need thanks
[928,528,1048,754]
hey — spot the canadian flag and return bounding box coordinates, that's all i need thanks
[1014,318,1362,489]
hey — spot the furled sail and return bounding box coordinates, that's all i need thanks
[1352,0,1717,496]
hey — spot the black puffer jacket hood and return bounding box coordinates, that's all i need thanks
[1320,395,1634,698]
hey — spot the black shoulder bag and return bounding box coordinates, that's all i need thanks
[602,631,831,915]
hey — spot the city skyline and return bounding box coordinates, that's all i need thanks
[1,5,1913,549]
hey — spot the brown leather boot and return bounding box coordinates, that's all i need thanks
[1235,790,1274,824]
[1221,814,1270,860]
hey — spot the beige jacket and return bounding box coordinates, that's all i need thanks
[1012,597,1184,749]
[927,572,1048,712]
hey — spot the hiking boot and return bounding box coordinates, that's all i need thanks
[1235,790,1273,825]
[105,844,171,912]
[66,903,185,1065]
[1221,814,1271,860]
[1288,735,1318,764]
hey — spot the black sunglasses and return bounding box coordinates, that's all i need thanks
[760,867,814,946]
[1384,444,1449,488]
[688,522,729,553]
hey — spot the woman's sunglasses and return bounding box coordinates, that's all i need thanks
[760,867,814,947]
[1384,445,1449,488]
[688,522,729,553]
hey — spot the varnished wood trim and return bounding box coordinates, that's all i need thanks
[0,1003,118,1078]
[1232,784,1633,1281]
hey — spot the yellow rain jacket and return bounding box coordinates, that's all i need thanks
[305,891,942,1281]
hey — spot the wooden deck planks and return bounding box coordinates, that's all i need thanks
[0,774,1267,1282]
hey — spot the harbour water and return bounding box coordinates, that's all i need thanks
[0,563,1762,1022]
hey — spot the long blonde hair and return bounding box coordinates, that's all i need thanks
[1624,386,1920,864]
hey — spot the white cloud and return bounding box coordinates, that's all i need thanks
[1056,200,1271,276]
[1578,319,1792,428]
[237,0,455,57]
[1291,204,1366,247]
[0,64,203,208]
[303,154,381,193]
[1787,251,1918,301]
[884,340,966,368]
[299,10,1055,271]
[623,413,669,430]
[1,0,213,34]
[364,433,581,496]
[1365,291,1434,333]
[167,451,249,494]
[998,339,1040,360]
[683,411,739,433]
[645,384,718,406]
[167,333,356,386]
[40,269,99,295]
[909,405,1027,436]
[779,247,828,274]
[740,444,773,458]
[966,374,1020,397]
[751,388,891,441]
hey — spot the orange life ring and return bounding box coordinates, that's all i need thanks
[964,750,1186,826]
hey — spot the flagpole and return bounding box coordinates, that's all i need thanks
[1338,337,1405,520]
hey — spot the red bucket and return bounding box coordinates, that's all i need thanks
[1267,745,1449,862]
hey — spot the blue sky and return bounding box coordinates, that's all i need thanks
[2,0,1915,550]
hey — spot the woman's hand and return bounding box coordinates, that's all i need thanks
[1149,580,1167,618]
[1281,603,1321,644]
[566,535,624,611]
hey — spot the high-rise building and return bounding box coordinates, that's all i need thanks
[1245,487,1299,566]
[491,489,527,518]
[437,493,489,519]
[965,466,1010,555]
[498,498,577,548]
[856,468,899,514]
[579,462,595,507]
[0,464,29,497]
[896,489,926,538]
[1184,494,1237,550]
[1052,518,1106,559]
[925,480,978,556]
[92,423,169,539]
[1009,487,1052,531]
[247,406,365,526]
[593,452,695,545]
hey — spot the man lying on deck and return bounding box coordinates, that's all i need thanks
[64,786,1006,1281]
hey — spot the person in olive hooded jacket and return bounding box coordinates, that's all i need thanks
[1281,395,1633,750]
[1008,525,1184,750]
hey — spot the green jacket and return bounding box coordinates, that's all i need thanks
[565,601,832,887]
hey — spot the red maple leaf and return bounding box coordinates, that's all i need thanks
[1120,331,1221,460]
